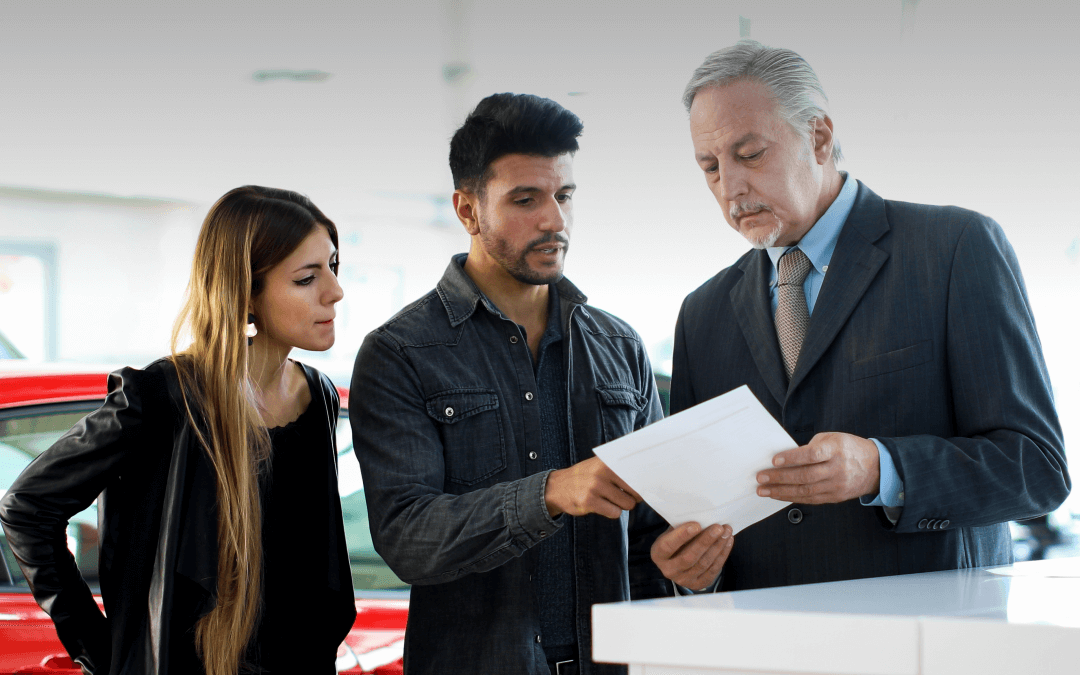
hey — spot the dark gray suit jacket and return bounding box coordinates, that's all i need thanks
[671,181,1070,591]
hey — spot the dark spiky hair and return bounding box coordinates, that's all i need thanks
[449,92,583,194]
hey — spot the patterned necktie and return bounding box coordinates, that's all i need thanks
[775,247,812,379]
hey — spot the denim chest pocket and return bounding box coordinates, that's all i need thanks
[596,383,647,444]
[426,388,507,486]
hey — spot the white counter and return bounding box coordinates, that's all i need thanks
[592,558,1080,675]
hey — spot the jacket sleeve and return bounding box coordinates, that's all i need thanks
[349,331,560,585]
[626,347,674,600]
[0,366,166,673]
[884,215,1070,532]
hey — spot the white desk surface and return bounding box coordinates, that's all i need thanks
[592,558,1080,675]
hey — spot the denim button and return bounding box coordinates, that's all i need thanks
[529,451,538,460]
[787,508,803,524]
[444,406,454,417]
[510,335,519,344]
[525,392,534,401]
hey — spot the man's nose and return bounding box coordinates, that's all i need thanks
[539,197,567,232]
[718,164,748,202]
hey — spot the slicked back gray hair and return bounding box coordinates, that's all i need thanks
[683,39,843,163]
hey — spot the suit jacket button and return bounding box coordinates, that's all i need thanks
[787,508,803,524]
[918,519,928,529]
[940,519,950,529]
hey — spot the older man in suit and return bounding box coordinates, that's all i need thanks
[650,40,1070,592]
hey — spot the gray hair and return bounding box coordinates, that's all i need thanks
[683,39,843,163]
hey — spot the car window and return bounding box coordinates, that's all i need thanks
[335,413,409,593]
[0,404,100,587]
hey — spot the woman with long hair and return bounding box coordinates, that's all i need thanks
[0,186,355,674]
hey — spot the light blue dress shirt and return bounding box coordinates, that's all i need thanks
[765,173,905,511]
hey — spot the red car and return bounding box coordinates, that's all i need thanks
[0,367,408,674]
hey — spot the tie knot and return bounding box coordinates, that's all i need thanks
[777,248,811,286]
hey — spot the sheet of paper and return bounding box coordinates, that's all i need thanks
[593,385,795,534]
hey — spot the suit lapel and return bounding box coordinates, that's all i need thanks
[730,250,789,406]
[789,182,891,393]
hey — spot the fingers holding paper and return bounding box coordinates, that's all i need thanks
[756,432,880,504]
[545,456,643,519]
[651,522,733,591]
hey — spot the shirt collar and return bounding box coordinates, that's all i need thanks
[767,172,858,279]
[436,253,587,327]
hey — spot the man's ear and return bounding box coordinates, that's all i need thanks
[812,115,835,166]
[453,189,481,236]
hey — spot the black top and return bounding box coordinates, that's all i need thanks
[168,391,345,674]
[246,396,339,673]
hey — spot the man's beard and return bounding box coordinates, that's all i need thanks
[730,201,784,249]
[480,229,570,285]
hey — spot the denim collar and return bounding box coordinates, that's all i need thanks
[436,253,588,327]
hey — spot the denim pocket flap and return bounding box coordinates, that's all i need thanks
[595,383,647,411]
[426,389,500,424]
[850,339,933,381]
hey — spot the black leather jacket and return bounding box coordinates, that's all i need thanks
[0,359,355,675]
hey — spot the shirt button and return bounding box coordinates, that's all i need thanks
[510,335,518,344]
[525,392,534,401]
[536,635,542,643]
[444,407,454,417]
[529,451,538,460]
[539,530,547,537]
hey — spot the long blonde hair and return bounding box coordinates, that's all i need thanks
[170,186,338,675]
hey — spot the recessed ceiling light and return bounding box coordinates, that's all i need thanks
[252,69,332,83]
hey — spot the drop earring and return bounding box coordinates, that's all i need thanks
[246,313,257,346]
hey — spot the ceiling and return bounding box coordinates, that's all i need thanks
[2,0,1078,347]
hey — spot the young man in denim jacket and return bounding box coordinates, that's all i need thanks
[350,93,721,675]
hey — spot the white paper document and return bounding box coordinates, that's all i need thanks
[593,385,796,534]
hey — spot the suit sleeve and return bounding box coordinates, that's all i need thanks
[882,216,1070,533]
[350,331,560,585]
[0,367,166,673]
[627,341,675,600]
[669,298,697,417]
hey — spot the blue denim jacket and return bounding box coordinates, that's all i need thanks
[350,255,671,675]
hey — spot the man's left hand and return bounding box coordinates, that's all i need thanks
[756,432,880,504]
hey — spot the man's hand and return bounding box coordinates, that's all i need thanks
[651,522,732,591]
[756,431,880,504]
[545,456,642,519]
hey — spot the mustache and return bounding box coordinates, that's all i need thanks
[729,201,772,220]
[527,233,569,250]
